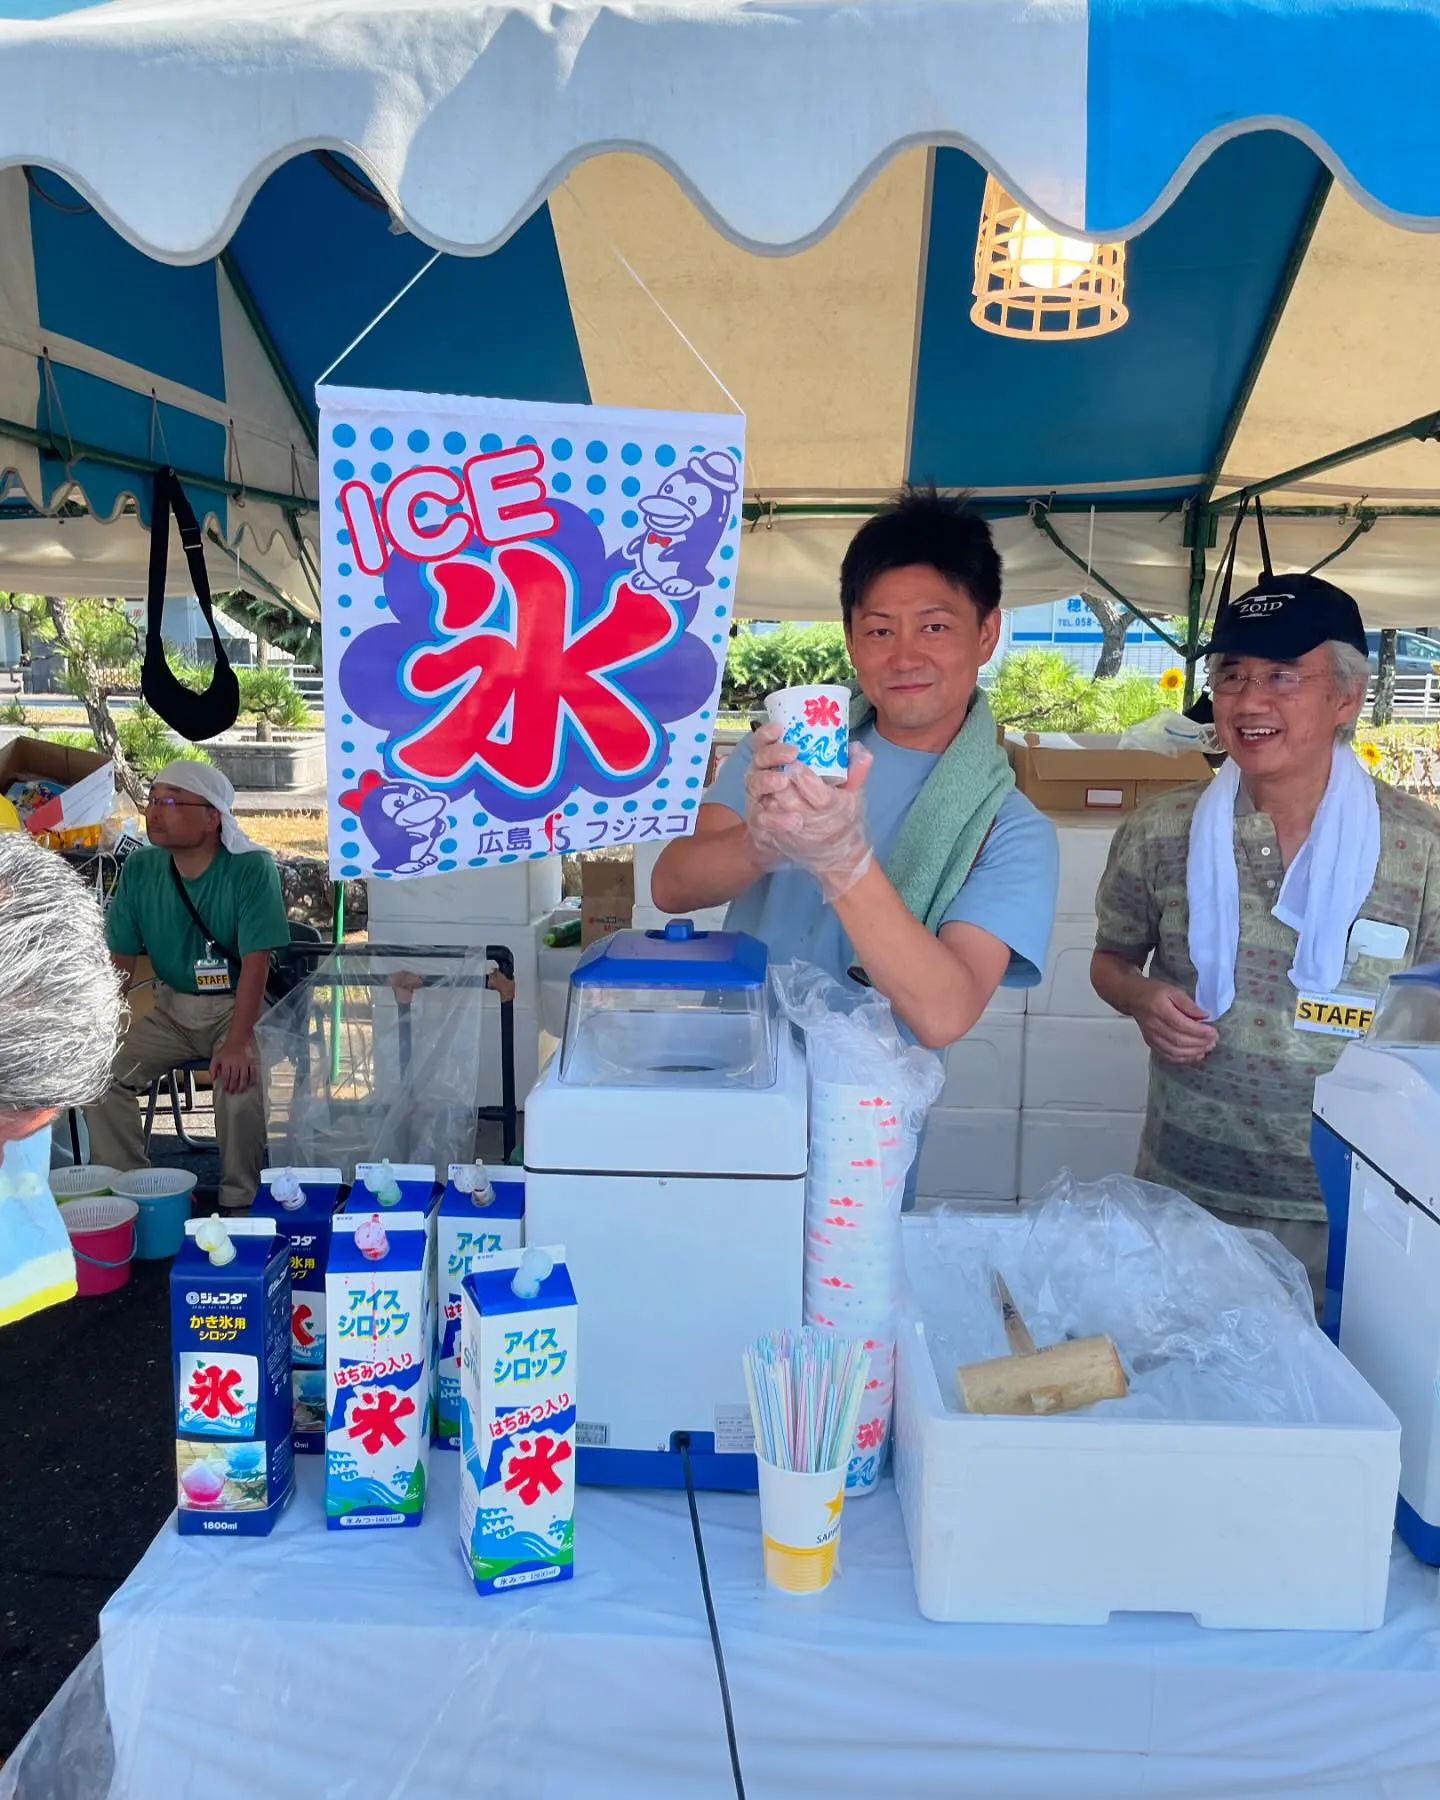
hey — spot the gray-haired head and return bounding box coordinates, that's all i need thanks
[1206,639,1371,742]
[0,833,124,1123]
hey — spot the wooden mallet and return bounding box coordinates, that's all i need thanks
[955,1273,1128,1416]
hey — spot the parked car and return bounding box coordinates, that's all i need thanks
[1365,630,1440,673]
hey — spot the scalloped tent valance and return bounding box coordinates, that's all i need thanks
[0,0,1439,628]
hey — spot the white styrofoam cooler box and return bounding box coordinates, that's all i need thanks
[1052,815,1120,918]
[1026,916,1114,1018]
[938,1012,1023,1112]
[1021,1015,1149,1113]
[915,1107,1019,1204]
[893,1215,1400,1629]
[366,861,561,931]
[1019,1108,1145,1198]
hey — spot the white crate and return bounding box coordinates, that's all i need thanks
[632,841,663,909]
[893,1214,1400,1629]
[982,983,1026,1015]
[1018,1107,1145,1199]
[938,1013,1024,1112]
[915,1107,1020,1204]
[1026,916,1112,1017]
[1053,815,1120,918]
[366,860,561,931]
[1021,1015,1150,1113]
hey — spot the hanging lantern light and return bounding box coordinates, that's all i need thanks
[971,175,1128,340]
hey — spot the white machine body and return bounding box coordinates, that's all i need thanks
[1315,1038,1440,1560]
[523,922,807,1485]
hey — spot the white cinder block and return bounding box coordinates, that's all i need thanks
[1021,1015,1150,1113]
[632,842,663,909]
[939,1013,1024,1112]
[367,861,561,932]
[1018,1108,1145,1199]
[915,1108,1020,1204]
[1053,817,1120,918]
[1027,917,1112,1017]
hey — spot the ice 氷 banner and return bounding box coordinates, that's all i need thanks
[317,387,746,880]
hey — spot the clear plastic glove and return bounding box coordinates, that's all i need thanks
[744,723,874,901]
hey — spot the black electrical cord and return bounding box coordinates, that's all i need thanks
[675,1435,747,1800]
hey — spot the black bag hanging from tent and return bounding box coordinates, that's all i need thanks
[1184,496,1271,725]
[141,466,241,741]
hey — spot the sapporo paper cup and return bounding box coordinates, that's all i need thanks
[764,684,851,783]
[756,1455,847,1594]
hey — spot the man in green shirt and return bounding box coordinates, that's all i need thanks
[87,762,290,1214]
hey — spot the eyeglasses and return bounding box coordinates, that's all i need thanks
[145,793,211,809]
[1211,668,1329,697]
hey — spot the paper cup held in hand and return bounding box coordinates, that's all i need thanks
[765,685,850,783]
[756,1455,846,1593]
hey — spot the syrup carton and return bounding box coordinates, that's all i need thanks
[346,1161,440,1216]
[459,1246,577,1594]
[324,1210,433,1529]
[171,1217,293,1536]
[252,1166,346,1453]
[435,1165,525,1447]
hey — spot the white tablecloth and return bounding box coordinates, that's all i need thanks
[23,1458,1440,1800]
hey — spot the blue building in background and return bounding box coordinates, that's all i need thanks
[998,596,1175,677]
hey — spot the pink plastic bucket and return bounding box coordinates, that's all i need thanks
[60,1197,139,1296]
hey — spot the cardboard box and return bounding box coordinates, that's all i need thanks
[580,858,634,947]
[0,733,113,844]
[1006,733,1210,816]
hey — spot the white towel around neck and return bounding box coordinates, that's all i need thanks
[1186,743,1381,1021]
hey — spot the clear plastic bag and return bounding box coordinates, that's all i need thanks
[1118,710,1218,756]
[256,947,494,1180]
[909,1171,1328,1423]
[770,961,945,1121]
[772,961,945,1488]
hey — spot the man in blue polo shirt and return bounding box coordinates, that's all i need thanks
[653,489,1057,1054]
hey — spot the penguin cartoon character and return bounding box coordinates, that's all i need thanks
[339,772,447,875]
[625,450,739,600]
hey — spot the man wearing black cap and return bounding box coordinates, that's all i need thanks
[1090,573,1440,1298]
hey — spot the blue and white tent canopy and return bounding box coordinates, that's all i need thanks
[0,0,1439,628]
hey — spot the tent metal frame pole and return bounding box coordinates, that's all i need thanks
[0,413,314,515]
[218,249,319,455]
[1210,410,1440,514]
[1030,507,1186,656]
[1184,534,1206,705]
[1182,168,1331,704]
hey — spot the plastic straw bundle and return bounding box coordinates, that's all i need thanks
[743,1327,869,1473]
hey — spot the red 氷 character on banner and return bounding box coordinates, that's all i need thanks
[398,542,677,793]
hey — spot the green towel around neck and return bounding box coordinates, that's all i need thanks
[848,688,1014,933]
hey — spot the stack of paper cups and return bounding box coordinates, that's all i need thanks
[803,1079,915,1493]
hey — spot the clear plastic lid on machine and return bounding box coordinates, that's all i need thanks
[1365,960,1440,1049]
[558,919,776,1090]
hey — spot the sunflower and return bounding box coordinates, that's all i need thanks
[1157,667,1184,694]
[1356,740,1384,772]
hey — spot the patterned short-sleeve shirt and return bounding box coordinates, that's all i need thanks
[1095,777,1440,1221]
